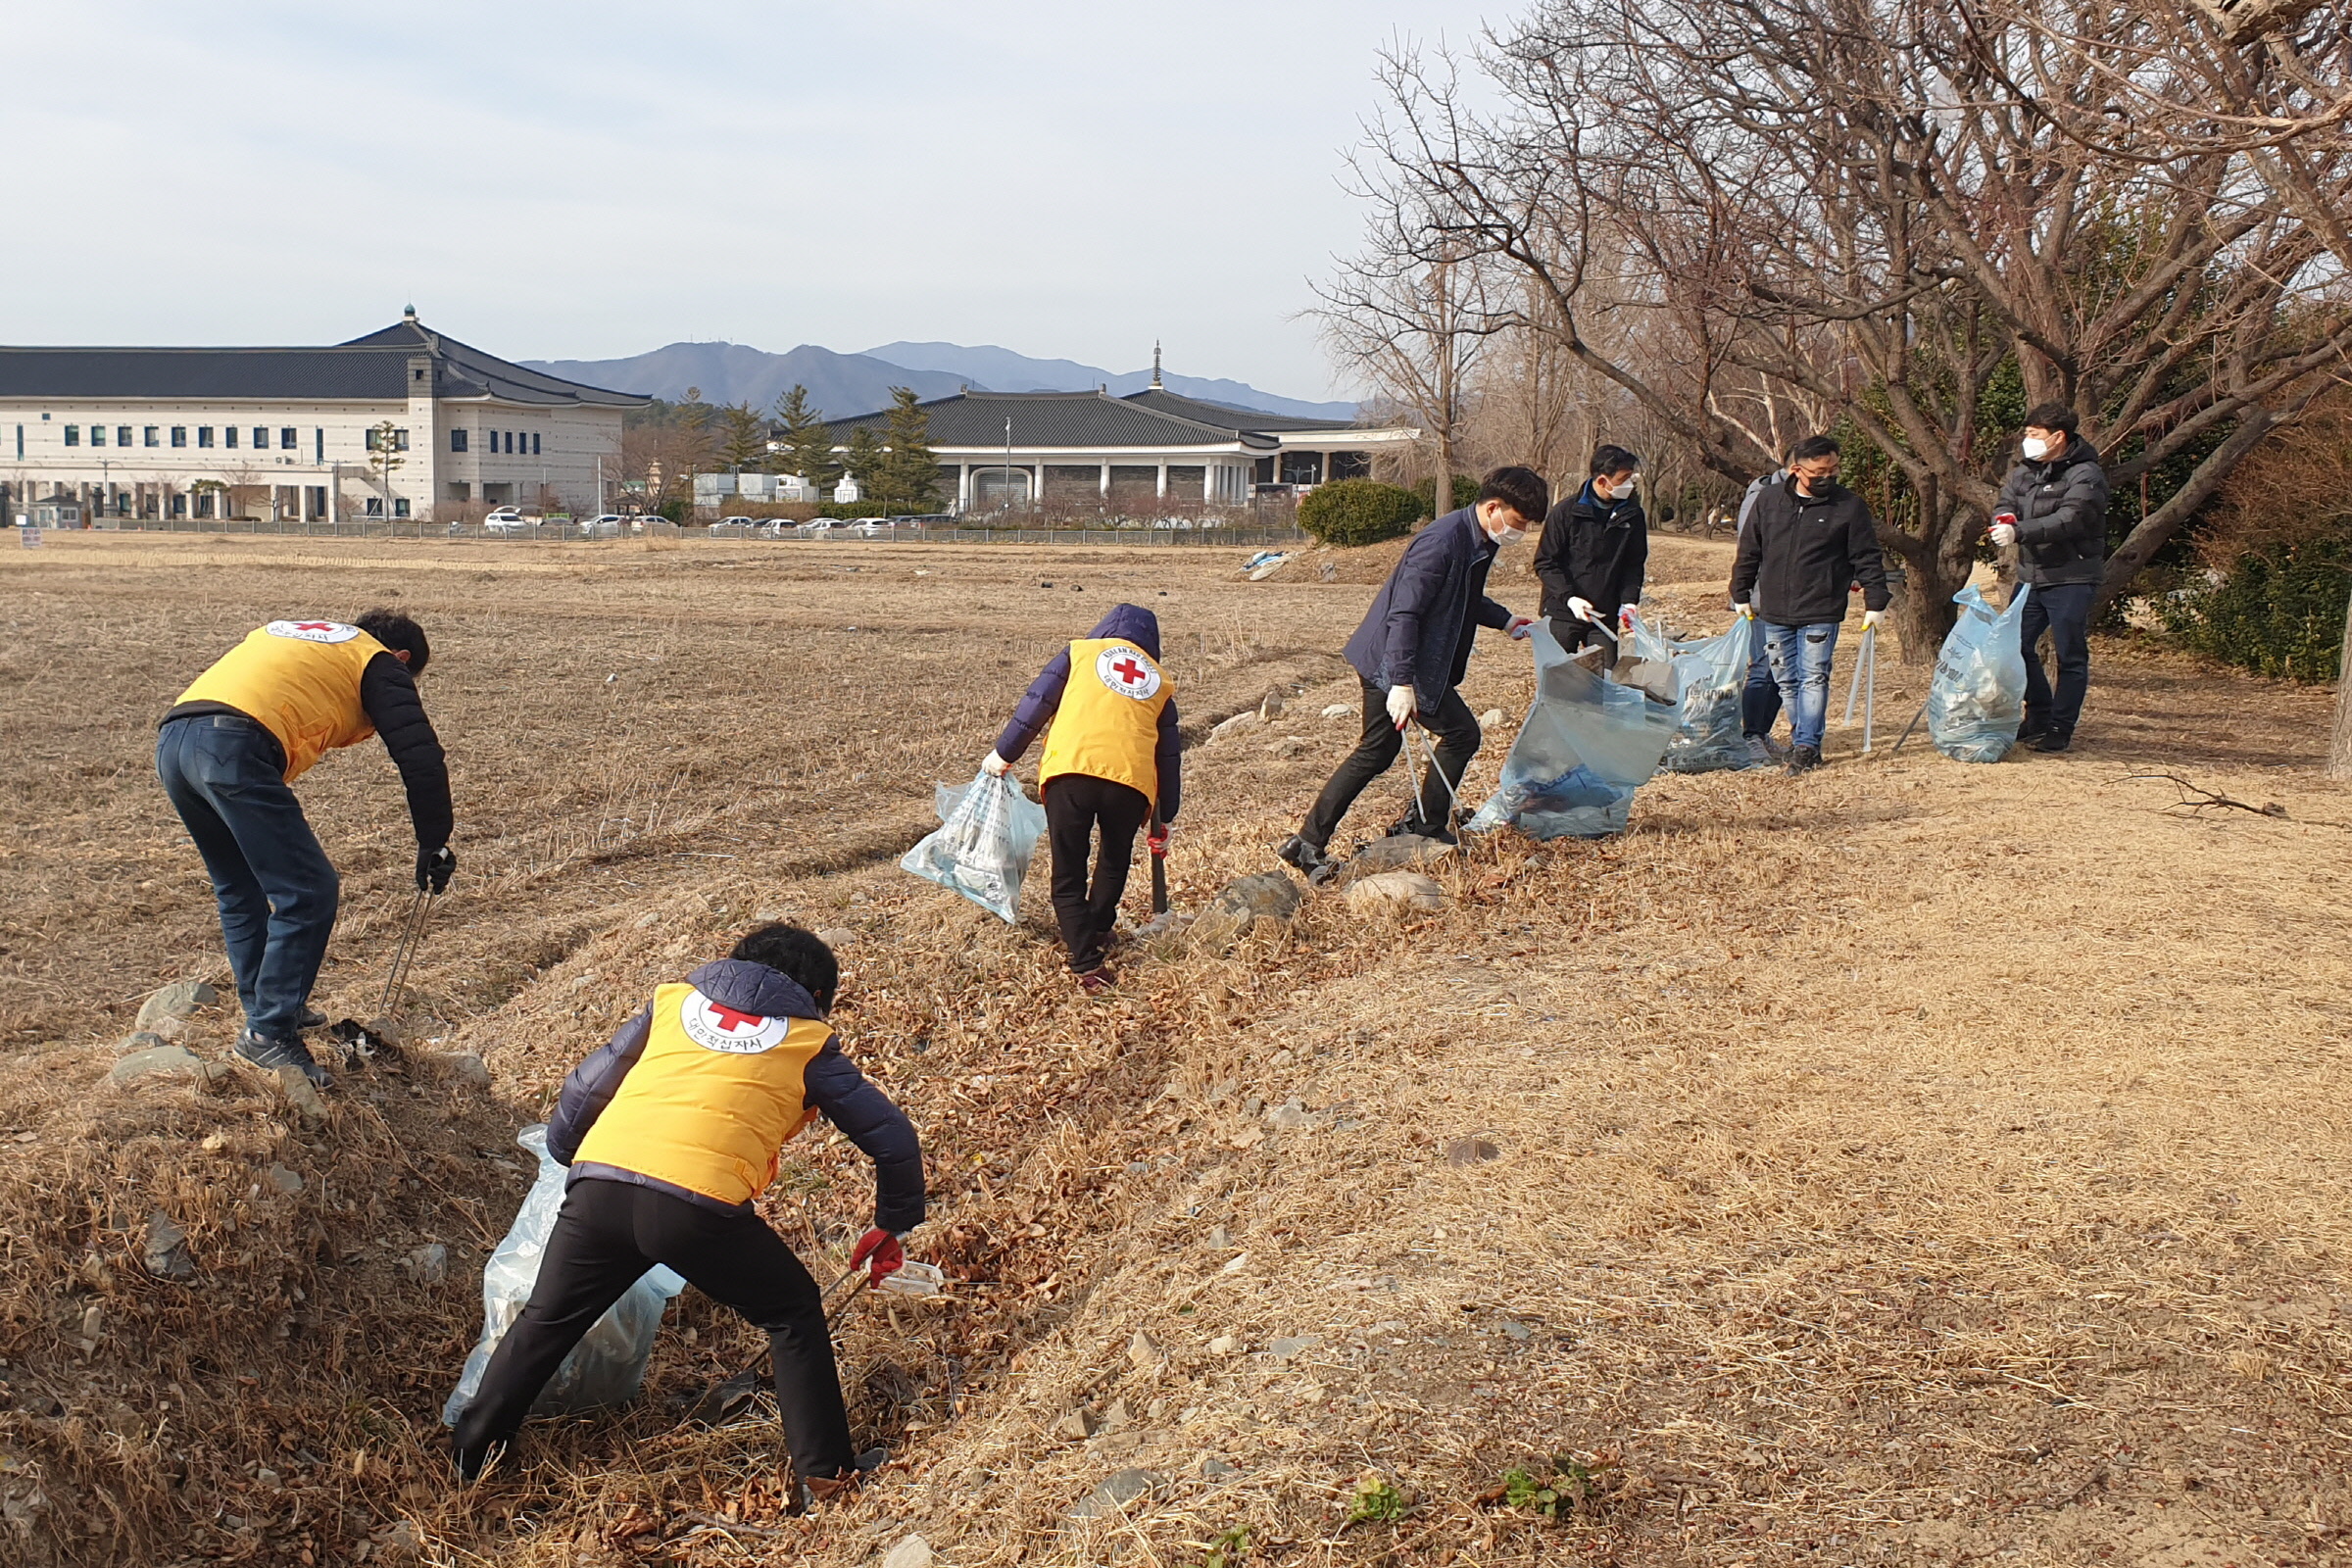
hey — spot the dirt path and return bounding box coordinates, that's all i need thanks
[0,534,2344,1566]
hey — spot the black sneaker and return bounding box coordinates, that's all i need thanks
[1276,834,1336,882]
[2028,732,2071,753]
[1383,816,1458,847]
[452,1435,502,1484]
[297,1006,327,1030]
[236,1029,333,1088]
[796,1446,888,1513]
[1785,744,1823,774]
[2016,724,2048,747]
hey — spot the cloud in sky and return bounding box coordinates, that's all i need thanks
[1,1,1503,400]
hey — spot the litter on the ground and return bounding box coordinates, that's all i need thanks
[899,770,1050,922]
[1242,551,1294,581]
[878,1259,949,1298]
[443,1125,685,1426]
[1622,611,1755,773]
[1467,622,1679,839]
[1929,584,2031,762]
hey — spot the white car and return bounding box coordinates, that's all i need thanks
[483,508,530,532]
[715,515,755,530]
[795,517,858,537]
[580,514,627,537]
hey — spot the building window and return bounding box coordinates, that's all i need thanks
[170,491,187,517]
[447,481,472,501]
[118,425,133,447]
[450,429,468,453]
[532,432,542,456]
[145,426,159,447]
[64,425,79,446]
[254,427,269,450]
[395,428,411,452]
[486,428,497,453]
[172,426,188,448]
[280,427,297,450]
[1279,451,1323,485]
[393,498,412,518]
[197,426,215,448]
[223,426,238,449]
[365,497,384,517]
[314,428,324,462]
[92,424,108,447]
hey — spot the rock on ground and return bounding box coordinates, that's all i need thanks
[814,926,856,950]
[404,1243,449,1286]
[109,1045,219,1087]
[1069,1467,1162,1519]
[1187,872,1302,952]
[1346,871,1449,913]
[429,1052,492,1089]
[143,1210,195,1279]
[1259,689,1287,719]
[881,1536,934,1568]
[1207,710,1262,745]
[1321,702,1354,719]
[115,1030,171,1056]
[135,980,219,1033]
[1331,834,1453,888]
[1479,707,1506,729]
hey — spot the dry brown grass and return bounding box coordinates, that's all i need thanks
[1,532,2347,1567]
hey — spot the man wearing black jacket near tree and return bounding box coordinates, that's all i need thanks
[1991,403,2111,752]
[1536,444,1646,652]
[157,610,454,1085]
[1277,466,1546,880]
[1729,436,1890,773]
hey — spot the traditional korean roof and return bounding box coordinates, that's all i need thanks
[0,313,648,407]
[826,388,1283,451]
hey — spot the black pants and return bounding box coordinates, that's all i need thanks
[1043,773,1151,973]
[2019,580,2093,740]
[1548,614,1613,655]
[452,1177,853,1481]
[1298,676,1481,849]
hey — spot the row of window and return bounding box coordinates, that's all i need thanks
[63,423,307,451]
[449,428,542,456]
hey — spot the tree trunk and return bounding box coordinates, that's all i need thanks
[2328,587,2352,779]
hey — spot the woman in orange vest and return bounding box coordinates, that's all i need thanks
[982,605,1182,992]
[451,923,923,1505]
[156,611,454,1085]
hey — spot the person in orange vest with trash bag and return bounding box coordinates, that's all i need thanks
[156,611,454,1086]
[981,604,1182,993]
[450,923,923,1508]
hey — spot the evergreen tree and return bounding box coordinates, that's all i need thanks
[715,402,769,472]
[875,386,941,513]
[843,425,885,504]
[773,384,839,493]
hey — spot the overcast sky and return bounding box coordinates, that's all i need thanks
[3,2,1507,400]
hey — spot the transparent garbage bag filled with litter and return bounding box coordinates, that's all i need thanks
[1631,612,1755,774]
[1466,621,1680,840]
[899,769,1049,922]
[1929,583,2031,763]
[443,1125,686,1426]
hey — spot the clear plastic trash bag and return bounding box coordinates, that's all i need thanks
[1626,612,1755,774]
[899,769,1049,922]
[1929,583,2032,763]
[442,1125,686,1426]
[1466,621,1680,839]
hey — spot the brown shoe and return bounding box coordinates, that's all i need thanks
[1075,967,1115,995]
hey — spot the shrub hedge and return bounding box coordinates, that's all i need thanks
[2162,539,2350,683]
[1298,479,1425,546]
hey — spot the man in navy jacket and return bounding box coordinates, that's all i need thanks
[1279,466,1548,879]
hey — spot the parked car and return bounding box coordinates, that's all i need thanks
[581,514,627,537]
[795,517,859,537]
[715,515,756,530]
[483,508,531,533]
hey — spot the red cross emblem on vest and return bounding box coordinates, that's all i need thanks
[294,621,334,632]
[1111,656,1146,687]
[708,1004,765,1033]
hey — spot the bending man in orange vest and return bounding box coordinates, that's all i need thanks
[982,605,1182,992]
[157,612,453,1085]
[451,923,924,1505]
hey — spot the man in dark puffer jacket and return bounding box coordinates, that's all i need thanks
[1991,402,2111,753]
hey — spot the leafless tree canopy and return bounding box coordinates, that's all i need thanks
[1328,0,2352,641]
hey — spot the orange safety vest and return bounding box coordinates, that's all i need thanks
[1038,638,1173,806]
[175,620,386,782]
[570,983,830,1206]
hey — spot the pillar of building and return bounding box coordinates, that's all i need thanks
[1155,463,1167,499]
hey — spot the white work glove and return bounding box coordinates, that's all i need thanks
[979,751,1010,778]
[1565,596,1596,624]
[1989,521,2018,547]
[1732,599,1754,617]
[1385,683,1417,730]
[1505,614,1536,640]
[1861,610,1885,630]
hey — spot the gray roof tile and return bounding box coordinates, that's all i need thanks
[826,389,1282,451]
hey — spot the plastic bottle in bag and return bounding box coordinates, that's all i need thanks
[1928,583,2032,763]
[442,1125,686,1427]
[1466,621,1679,839]
[898,769,1050,922]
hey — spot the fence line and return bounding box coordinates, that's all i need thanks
[72,517,1308,548]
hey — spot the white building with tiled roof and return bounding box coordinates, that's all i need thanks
[0,309,646,524]
[825,368,1417,513]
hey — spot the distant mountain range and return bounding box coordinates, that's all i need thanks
[521,340,1356,422]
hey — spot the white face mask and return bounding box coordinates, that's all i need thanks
[1494,521,1527,544]
[2021,434,2051,461]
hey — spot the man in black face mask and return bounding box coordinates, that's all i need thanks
[1990,403,2110,753]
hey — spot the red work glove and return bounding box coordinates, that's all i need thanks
[849,1227,904,1286]
[1148,824,1170,856]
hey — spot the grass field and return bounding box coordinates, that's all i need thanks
[1,531,2346,1567]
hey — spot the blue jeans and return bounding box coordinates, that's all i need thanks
[156,714,340,1039]
[1764,621,1840,750]
[2018,580,2092,739]
[1740,615,1783,737]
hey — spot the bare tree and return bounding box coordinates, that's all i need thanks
[1341,0,2352,655]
